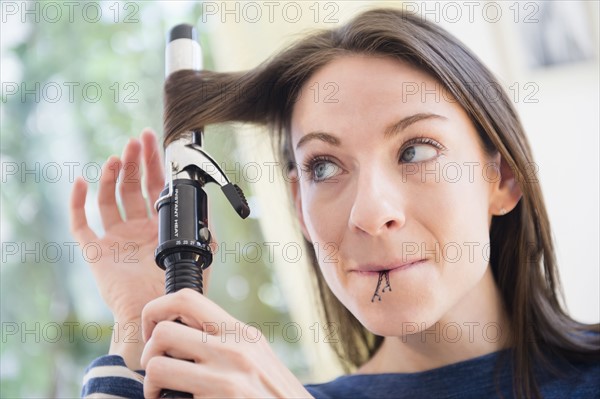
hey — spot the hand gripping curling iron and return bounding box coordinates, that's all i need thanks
[154,24,250,398]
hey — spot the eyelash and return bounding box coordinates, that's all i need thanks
[401,135,446,156]
[301,136,446,183]
[302,155,335,180]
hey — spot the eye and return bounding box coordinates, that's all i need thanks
[399,138,445,163]
[303,156,342,183]
[400,144,438,163]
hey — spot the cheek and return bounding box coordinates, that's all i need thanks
[423,173,492,281]
[412,158,492,236]
[301,185,350,246]
[428,186,488,234]
[397,163,492,307]
[300,188,350,296]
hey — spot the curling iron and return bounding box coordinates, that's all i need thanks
[154,24,250,398]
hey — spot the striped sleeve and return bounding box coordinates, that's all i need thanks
[81,355,145,398]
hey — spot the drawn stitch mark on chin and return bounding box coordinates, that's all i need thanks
[371,270,392,303]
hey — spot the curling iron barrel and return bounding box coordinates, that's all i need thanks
[165,23,202,77]
[154,24,250,398]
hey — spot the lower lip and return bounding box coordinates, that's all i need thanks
[353,259,426,276]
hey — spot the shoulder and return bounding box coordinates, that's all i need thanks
[536,354,600,399]
[536,329,600,397]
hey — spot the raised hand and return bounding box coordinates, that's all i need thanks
[70,129,166,323]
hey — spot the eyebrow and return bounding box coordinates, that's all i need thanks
[295,113,447,150]
[384,113,447,139]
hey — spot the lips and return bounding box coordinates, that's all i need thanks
[350,258,427,274]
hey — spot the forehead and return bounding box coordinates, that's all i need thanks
[290,55,467,139]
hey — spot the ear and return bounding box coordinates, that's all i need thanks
[489,152,523,216]
[288,168,311,241]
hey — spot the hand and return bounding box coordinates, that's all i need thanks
[69,129,166,323]
[140,289,314,398]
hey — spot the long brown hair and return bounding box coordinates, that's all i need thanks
[163,9,599,398]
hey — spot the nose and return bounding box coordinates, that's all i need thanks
[348,163,406,236]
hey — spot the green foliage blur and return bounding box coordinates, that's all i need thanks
[1,2,304,397]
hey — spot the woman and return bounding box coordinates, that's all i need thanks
[73,8,599,399]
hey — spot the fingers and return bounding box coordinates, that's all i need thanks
[141,321,255,398]
[139,290,298,398]
[69,176,98,244]
[140,128,165,215]
[97,156,124,230]
[76,130,161,236]
[141,289,235,342]
[119,138,149,220]
[143,356,219,399]
[140,321,214,365]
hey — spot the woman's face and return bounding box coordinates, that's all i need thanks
[290,55,507,336]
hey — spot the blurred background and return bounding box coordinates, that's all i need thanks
[1,1,598,397]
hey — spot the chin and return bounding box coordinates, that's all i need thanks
[324,268,445,336]
[345,297,439,338]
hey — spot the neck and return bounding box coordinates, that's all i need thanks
[357,266,511,374]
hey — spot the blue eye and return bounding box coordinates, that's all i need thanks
[399,137,445,163]
[303,156,341,183]
[400,144,439,163]
[312,160,340,182]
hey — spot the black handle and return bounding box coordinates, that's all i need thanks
[160,386,193,398]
